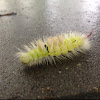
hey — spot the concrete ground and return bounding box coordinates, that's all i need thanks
[0,0,100,99]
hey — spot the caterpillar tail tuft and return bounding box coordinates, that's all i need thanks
[16,32,92,66]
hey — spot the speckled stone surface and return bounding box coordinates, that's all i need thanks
[0,0,100,99]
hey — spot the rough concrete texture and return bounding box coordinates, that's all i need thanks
[0,0,100,99]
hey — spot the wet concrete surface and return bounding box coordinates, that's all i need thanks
[0,0,100,99]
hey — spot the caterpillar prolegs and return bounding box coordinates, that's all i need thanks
[16,32,92,66]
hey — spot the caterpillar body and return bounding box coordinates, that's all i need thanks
[17,32,92,66]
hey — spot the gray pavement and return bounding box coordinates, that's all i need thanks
[0,0,100,99]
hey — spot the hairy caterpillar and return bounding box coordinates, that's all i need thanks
[16,32,92,66]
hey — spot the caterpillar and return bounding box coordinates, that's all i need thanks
[16,31,92,66]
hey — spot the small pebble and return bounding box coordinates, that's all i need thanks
[41,88,44,91]
[93,87,99,92]
[58,71,61,73]
[47,87,50,91]
[65,67,68,70]
[12,71,16,74]
[37,96,41,99]
[57,95,59,98]
[77,63,81,67]
[53,75,55,78]
[41,88,44,93]
[42,91,44,93]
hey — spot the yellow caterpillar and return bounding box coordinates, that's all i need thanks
[16,32,92,66]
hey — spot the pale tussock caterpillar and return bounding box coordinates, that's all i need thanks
[16,32,92,66]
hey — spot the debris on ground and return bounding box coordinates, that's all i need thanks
[0,12,17,17]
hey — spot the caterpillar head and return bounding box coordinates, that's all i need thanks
[20,53,34,66]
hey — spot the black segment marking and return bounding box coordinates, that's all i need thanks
[73,40,76,42]
[68,51,71,53]
[44,45,49,53]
